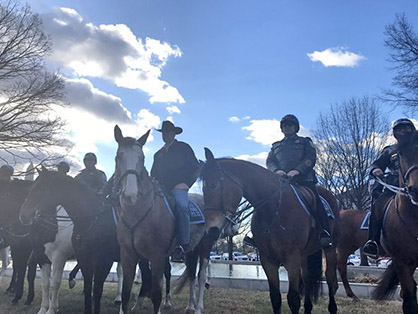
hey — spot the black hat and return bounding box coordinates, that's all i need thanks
[83,152,97,162]
[280,114,300,132]
[156,121,183,135]
[392,118,415,131]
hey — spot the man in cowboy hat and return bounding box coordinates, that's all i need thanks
[75,152,107,192]
[151,120,199,262]
[363,118,416,258]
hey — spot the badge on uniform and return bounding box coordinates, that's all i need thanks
[305,160,312,167]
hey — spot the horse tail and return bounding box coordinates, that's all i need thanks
[307,249,323,303]
[372,262,399,300]
[174,249,199,294]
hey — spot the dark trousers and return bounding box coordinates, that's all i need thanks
[368,190,394,243]
[299,181,331,234]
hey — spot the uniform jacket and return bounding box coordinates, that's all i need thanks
[151,139,199,190]
[75,168,107,192]
[369,144,399,186]
[266,134,317,182]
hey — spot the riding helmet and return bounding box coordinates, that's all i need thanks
[83,152,97,163]
[280,114,300,132]
[0,164,14,176]
[392,118,416,131]
[57,161,70,173]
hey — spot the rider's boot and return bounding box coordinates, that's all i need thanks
[243,235,257,247]
[316,199,332,249]
[171,244,190,263]
[363,211,381,259]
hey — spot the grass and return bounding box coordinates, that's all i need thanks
[0,278,403,313]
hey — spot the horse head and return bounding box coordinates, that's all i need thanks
[114,125,150,207]
[200,148,243,241]
[20,166,59,225]
[399,130,418,205]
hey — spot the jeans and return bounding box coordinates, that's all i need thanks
[172,189,190,246]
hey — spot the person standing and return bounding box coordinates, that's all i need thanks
[266,114,332,248]
[151,121,199,262]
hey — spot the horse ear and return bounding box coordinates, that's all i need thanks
[41,165,48,172]
[204,147,215,162]
[137,130,151,147]
[114,125,123,144]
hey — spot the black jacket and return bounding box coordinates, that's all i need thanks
[266,134,317,182]
[75,168,107,192]
[151,140,199,190]
[369,144,399,186]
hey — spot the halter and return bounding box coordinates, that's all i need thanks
[114,168,144,197]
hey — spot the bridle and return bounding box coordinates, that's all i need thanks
[375,164,418,199]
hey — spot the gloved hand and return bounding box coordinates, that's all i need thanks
[372,168,384,178]
[275,170,287,177]
[287,170,300,178]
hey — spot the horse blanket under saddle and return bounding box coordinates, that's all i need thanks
[162,194,205,225]
[290,185,335,219]
[360,211,371,230]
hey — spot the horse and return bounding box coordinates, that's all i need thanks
[20,168,120,314]
[113,126,205,314]
[200,148,341,314]
[0,179,36,305]
[336,209,369,301]
[372,131,418,313]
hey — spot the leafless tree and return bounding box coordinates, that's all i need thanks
[313,97,389,211]
[0,1,69,164]
[381,14,418,111]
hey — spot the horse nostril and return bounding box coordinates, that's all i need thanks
[208,227,221,240]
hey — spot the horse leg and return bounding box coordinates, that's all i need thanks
[133,259,151,310]
[114,262,122,305]
[25,254,37,305]
[38,264,51,314]
[395,261,418,314]
[46,255,67,314]
[119,250,137,314]
[260,255,282,314]
[337,248,359,302]
[324,247,339,314]
[11,248,27,305]
[6,248,17,294]
[150,258,165,314]
[205,259,211,289]
[80,264,93,314]
[195,256,209,314]
[283,253,302,314]
[134,263,141,284]
[68,263,81,289]
[93,259,113,314]
[163,257,172,309]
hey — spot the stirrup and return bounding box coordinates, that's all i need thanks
[243,235,257,247]
[319,230,332,249]
[171,246,185,263]
[363,240,379,259]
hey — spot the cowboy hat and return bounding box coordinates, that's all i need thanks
[156,120,183,134]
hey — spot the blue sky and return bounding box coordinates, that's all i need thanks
[28,0,418,176]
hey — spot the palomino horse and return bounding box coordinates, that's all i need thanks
[0,179,36,305]
[114,126,205,314]
[20,168,120,314]
[200,148,340,314]
[372,131,418,314]
[337,209,369,301]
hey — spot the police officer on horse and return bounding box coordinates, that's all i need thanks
[266,114,332,249]
[75,153,107,192]
[363,118,416,258]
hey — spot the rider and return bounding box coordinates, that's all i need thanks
[266,114,333,249]
[56,161,70,176]
[75,153,107,192]
[151,120,200,263]
[0,165,14,181]
[363,118,416,258]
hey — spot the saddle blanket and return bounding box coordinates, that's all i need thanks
[360,211,371,230]
[290,185,335,219]
[162,196,205,225]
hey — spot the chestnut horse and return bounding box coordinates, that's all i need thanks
[200,148,340,314]
[372,131,418,314]
[113,126,206,314]
[20,168,120,314]
[337,209,368,301]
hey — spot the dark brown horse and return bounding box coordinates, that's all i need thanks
[336,209,369,301]
[372,131,418,314]
[200,148,340,314]
[20,168,120,314]
[0,179,36,305]
[113,126,206,314]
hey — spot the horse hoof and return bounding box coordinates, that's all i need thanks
[24,300,32,305]
[164,302,172,309]
[69,279,76,289]
[114,300,121,306]
[134,280,140,285]
[186,309,195,314]
[352,297,360,303]
[205,283,210,289]
[11,299,18,306]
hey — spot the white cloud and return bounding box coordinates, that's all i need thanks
[229,115,251,123]
[235,152,268,168]
[166,105,181,114]
[42,8,184,104]
[242,119,310,146]
[307,47,365,68]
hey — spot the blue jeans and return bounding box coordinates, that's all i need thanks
[172,189,190,246]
